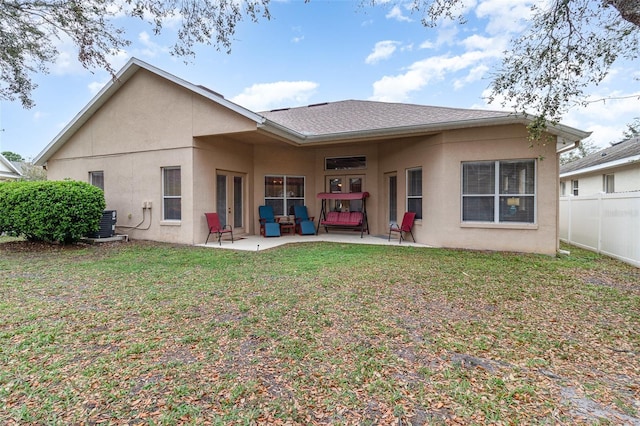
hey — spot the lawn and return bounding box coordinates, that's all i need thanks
[0,238,638,425]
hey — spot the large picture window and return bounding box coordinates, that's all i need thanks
[407,167,422,219]
[462,160,535,223]
[264,175,305,216]
[162,167,181,221]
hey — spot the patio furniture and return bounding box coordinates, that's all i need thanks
[259,205,281,237]
[316,192,370,238]
[293,205,316,235]
[388,211,416,244]
[204,212,233,245]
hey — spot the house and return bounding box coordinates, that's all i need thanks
[0,153,22,181]
[560,136,640,196]
[34,58,590,255]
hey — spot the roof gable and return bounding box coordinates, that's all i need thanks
[0,153,22,179]
[34,58,264,166]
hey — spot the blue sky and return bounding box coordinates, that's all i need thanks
[2,0,639,160]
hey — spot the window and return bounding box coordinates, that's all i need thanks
[89,171,104,191]
[603,174,615,193]
[560,181,566,196]
[388,174,397,223]
[264,175,305,216]
[325,156,366,170]
[462,160,535,223]
[162,167,181,221]
[407,168,422,219]
[572,180,579,196]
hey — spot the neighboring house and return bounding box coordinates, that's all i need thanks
[34,58,590,255]
[0,154,22,181]
[560,136,640,196]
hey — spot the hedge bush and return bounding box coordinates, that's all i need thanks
[0,180,106,244]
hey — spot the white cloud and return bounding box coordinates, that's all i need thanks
[370,47,501,102]
[475,0,534,35]
[137,31,169,58]
[419,40,434,49]
[454,64,490,89]
[231,81,319,111]
[386,5,412,22]
[88,80,109,95]
[365,41,400,65]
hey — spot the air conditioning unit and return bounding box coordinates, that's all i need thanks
[87,210,117,238]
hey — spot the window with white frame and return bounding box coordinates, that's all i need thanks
[462,160,536,223]
[264,175,305,216]
[603,174,615,193]
[162,167,181,221]
[89,171,104,191]
[560,181,566,196]
[571,180,579,196]
[407,167,422,219]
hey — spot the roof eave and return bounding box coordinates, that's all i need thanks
[560,154,640,178]
[258,115,591,145]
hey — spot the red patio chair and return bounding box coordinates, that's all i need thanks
[205,212,233,245]
[388,212,416,244]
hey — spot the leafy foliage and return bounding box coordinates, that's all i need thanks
[623,116,640,139]
[0,0,271,108]
[1,151,23,162]
[560,138,600,165]
[370,0,640,140]
[0,180,105,243]
[488,0,640,140]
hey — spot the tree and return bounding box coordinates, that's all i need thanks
[0,0,271,108]
[1,151,24,162]
[622,117,640,139]
[559,139,600,165]
[377,0,639,140]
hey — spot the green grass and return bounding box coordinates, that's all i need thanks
[0,238,638,425]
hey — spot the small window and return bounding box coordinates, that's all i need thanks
[407,167,422,219]
[162,167,181,221]
[89,171,104,191]
[603,174,615,193]
[572,180,579,196]
[325,156,366,170]
[560,181,566,196]
[264,175,305,216]
[462,160,536,223]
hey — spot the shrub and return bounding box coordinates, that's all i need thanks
[0,180,106,244]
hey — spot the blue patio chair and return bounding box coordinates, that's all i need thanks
[293,205,316,235]
[258,205,280,237]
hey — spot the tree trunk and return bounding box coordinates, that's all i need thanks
[607,0,640,26]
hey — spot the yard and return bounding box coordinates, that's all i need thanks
[0,238,638,425]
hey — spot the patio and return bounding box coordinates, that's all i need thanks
[198,231,429,251]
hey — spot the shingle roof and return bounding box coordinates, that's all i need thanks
[260,100,512,136]
[560,136,640,174]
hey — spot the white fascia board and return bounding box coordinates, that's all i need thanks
[560,155,640,178]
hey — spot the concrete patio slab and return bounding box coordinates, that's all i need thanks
[197,231,429,251]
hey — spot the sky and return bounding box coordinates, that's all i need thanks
[1,0,639,161]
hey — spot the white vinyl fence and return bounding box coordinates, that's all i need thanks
[559,193,640,267]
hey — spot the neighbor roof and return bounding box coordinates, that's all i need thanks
[560,136,640,177]
[34,57,591,165]
[0,153,22,180]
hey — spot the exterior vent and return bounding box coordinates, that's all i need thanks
[87,210,117,238]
